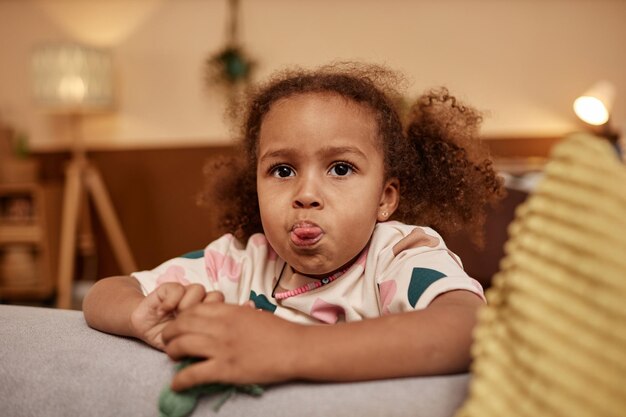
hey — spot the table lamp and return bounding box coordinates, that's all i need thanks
[32,43,137,309]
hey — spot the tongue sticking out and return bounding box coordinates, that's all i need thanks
[291,225,323,246]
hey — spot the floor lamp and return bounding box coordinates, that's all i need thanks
[32,44,137,309]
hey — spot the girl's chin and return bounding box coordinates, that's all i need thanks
[285,257,337,278]
[289,259,354,280]
[285,245,365,278]
[291,264,333,278]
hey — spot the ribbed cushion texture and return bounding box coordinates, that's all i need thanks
[457,133,626,417]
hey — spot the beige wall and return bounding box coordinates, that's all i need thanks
[0,0,624,151]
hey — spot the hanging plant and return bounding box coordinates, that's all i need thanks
[205,0,255,89]
[207,45,254,86]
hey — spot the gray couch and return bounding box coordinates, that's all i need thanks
[0,304,470,417]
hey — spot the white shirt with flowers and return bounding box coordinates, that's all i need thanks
[132,221,485,324]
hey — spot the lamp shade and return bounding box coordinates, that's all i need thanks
[31,43,113,112]
[573,80,616,126]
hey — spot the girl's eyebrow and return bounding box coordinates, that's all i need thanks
[318,146,368,160]
[259,146,367,163]
[258,148,297,163]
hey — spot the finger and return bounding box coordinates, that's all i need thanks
[177,284,206,310]
[171,359,219,391]
[203,291,225,304]
[165,333,217,361]
[161,309,218,343]
[177,303,225,321]
[244,300,256,308]
[155,283,185,313]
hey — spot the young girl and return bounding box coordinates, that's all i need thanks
[83,63,503,391]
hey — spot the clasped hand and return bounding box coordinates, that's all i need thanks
[131,283,300,390]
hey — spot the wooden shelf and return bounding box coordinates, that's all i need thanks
[0,182,41,192]
[0,283,54,300]
[0,225,43,243]
[0,182,62,301]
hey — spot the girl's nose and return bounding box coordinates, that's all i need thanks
[293,175,323,209]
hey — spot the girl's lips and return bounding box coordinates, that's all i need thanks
[290,223,324,247]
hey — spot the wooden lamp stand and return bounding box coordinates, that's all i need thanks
[56,117,137,309]
[31,43,134,308]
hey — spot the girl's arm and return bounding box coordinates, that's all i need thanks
[83,276,145,337]
[289,233,484,380]
[83,276,208,350]
[161,289,482,389]
[293,290,481,380]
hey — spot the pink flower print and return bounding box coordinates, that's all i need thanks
[250,234,278,261]
[204,249,242,283]
[310,298,346,324]
[205,250,220,283]
[392,228,440,256]
[156,265,190,287]
[378,280,397,315]
[445,249,464,269]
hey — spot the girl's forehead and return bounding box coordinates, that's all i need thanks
[256,92,384,158]
[265,92,376,126]
[274,91,372,114]
[261,92,378,132]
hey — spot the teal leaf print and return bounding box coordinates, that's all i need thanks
[180,250,204,259]
[407,268,446,307]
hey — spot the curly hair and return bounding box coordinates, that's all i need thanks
[200,62,504,245]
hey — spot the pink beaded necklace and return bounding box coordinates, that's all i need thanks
[271,263,349,300]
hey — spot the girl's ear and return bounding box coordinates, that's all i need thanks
[377,178,400,222]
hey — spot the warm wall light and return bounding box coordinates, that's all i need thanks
[573,80,615,126]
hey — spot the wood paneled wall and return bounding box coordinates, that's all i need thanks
[35,146,236,280]
[32,136,560,287]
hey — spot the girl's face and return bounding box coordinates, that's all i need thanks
[256,93,399,276]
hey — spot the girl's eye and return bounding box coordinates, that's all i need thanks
[329,162,354,177]
[271,165,295,178]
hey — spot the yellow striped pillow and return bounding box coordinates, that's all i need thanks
[457,133,626,417]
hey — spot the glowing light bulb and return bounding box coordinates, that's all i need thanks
[573,96,610,125]
[58,75,87,103]
[573,81,615,126]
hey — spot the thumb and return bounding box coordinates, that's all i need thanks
[155,283,186,313]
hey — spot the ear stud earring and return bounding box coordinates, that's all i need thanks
[381,211,388,218]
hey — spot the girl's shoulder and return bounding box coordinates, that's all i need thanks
[367,221,451,268]
[371,221,446,250]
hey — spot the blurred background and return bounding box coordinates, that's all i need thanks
[0,0,624,308]
[2,0,625,149]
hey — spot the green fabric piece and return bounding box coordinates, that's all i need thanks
[249,290,277,313]
[407,268,446,307]
[159,359,264,417]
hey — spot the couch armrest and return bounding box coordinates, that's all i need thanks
[0,305,469,417]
